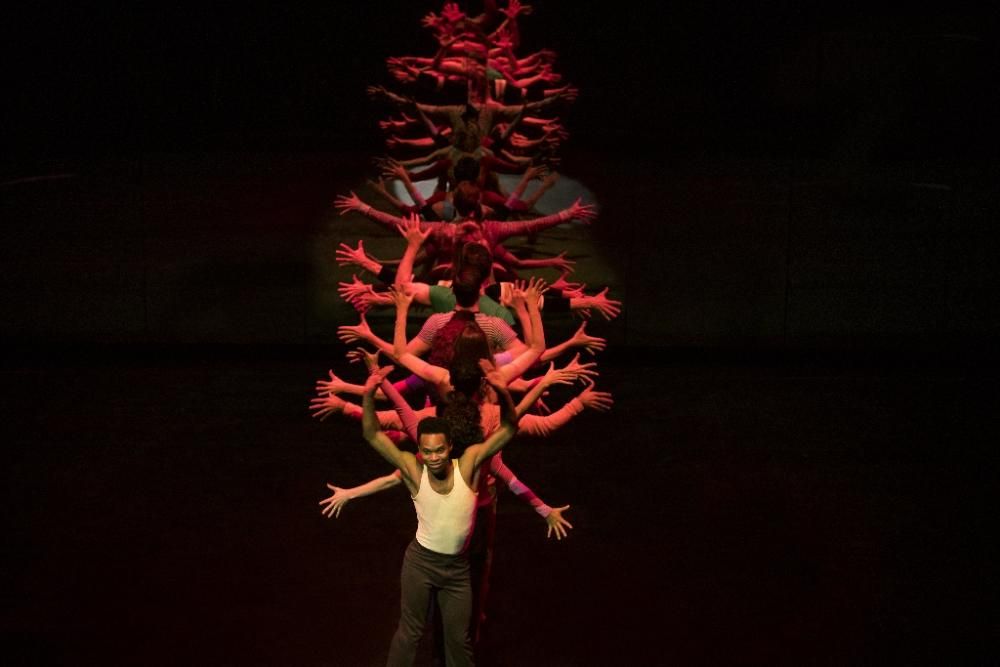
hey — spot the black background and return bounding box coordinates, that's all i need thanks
[3,2,999,665]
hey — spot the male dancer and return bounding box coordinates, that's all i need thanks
[360,361,519,666]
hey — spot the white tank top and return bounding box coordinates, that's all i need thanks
[412,460,478,555]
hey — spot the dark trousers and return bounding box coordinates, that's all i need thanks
[431,498,498,665]
[387,540,474,667]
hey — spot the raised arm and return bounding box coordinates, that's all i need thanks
[393,213,432,293]
[498,278,546,384]
[355,347,423,444]
[390,286,450,388]
[362,369,421,490]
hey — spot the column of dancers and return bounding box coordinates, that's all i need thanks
[310,2,621,664]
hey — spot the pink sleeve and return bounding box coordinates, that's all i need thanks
[342,402,403,430]
[379,376,421,443]
[385,429,409,445]
[489,454,552,517]
[486,210,568,242]
[518,398,585,438]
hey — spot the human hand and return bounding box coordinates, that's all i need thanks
[388,66,415,84]
[568,322,607,355]
[395,212,431,247]
[561,352,600,384]
[442,2,465,23]
[346,347,381,373]
[567,197,595,223]
[586,288,621,320]
[337,273,371,302]
[347,288,391,313]
[309,392,347,421]
[363,366,393,393]
[533,394,552,415]
[540,68,562,84]
[538,361,577,389]
[548,251,575,274]
[381,159,407,180]
[421,11,440,28]
[508,281,527,312]
[338,314,374,345]
[523,164,548,181]
[504,0,533,19]
[578,379,613,412]
[388,283,414,310]
[366,85,389,100]
[334,191,365,216]
[493,32,514,51]
[550,270,584,296]
[545,505,572,540]
[522,276,548,307]
[315,369,350,396]
[335,241,370,269]
[319,484,353,518]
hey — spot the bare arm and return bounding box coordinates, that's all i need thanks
[513,354,598,419]
[498,279,546,384]
[490,453,551,517]
[362,371,421,491]
[390,287,450,388]
[337,314,395,358]
[319,471,403,518]
[540,322,607,362]
[393,213,432,291]
[383,162,428,209]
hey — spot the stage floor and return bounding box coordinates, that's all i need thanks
[2,351,993,665]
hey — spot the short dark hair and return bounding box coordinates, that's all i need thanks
[452,265,484,307]
[452,181,482,219]
[460,242,492,275]
[417,417,451,442]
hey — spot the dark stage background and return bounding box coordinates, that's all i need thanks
[3,1,998,665]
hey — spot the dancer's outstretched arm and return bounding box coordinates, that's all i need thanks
[513,354,598,419]
[490,453,573,540]
[540,323,607,362]
[487,199,595,243]
[319,473,402,518]
[336,191,448,235]
[519,379,613,438]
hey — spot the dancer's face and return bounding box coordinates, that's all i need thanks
[419,433,452,473]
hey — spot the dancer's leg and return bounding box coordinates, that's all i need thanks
[437,555,474,667]
[387,541,434,667]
